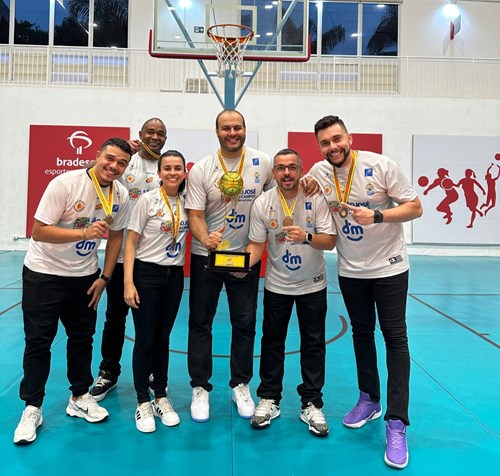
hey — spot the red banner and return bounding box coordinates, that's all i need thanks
[288,131,383,173]
[26,125,130,236]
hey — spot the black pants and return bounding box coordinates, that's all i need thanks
[257,288,327,408]
[98,262,130,379]
[187,253,260,391]
[339,271,410,426]
[131,260,184,404]
[20,266,99,407]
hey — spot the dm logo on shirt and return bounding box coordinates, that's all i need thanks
[282,249,302,271]
[76,239,97,257]
[341,219,364,242]
[226,208,245,229]
[166,241,181,258]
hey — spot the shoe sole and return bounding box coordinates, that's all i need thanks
[250,409,281,429]
[343,408,382,429]
[300,414,329,437]
[384,450,409,469]
[66,406,109,423]
[90,383,117,402]
[13,417,43,445]
[191,414,209,423]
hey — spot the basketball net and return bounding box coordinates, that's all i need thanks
[207,24,254,79]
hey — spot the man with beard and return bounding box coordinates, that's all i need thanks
[309,115,423,468]
[14,138,131,445]
[244,149,336,437]
[185,109,273,422]
[90,118,167,401]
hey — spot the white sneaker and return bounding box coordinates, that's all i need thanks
[152,397,180,427]
[135,402,156,433]
[232,383,255,419]
[190,387,209,422]
[13,405,43,445]
[250,399,280,429]
[66,393,109,423]
[300,403,329,437]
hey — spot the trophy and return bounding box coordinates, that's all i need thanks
[207,169,250,272]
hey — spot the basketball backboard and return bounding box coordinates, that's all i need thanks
[150,0,310,62]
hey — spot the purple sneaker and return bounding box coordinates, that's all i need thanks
[384,419,409,469]
[343,391,382,429]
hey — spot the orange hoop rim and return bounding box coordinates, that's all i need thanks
[207,23,255,44]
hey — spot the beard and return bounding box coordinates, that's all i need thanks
[326,147,350,168]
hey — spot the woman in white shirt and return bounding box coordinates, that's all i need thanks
[123,150,188,433]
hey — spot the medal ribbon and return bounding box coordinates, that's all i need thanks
[217,147,246,176]
[89,167,114,218]
[333,151,357,207]
[277,184,301,223]
[160,187,181,241]
[140,140,161,159]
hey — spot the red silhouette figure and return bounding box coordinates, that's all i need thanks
[480,163,500,216]
[423,168,459,224]
[455,169,486,228]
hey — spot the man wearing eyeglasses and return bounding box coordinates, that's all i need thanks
[243,148,336,437]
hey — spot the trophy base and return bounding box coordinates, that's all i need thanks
[206,250,251,273]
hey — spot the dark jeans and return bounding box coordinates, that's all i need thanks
[338,271,410,426]
[131,260,184,404]
[99,262,130,379]
[188,253,261,391]
[20,266,99,407]
[257,288,327,408]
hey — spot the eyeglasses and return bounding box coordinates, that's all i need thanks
[274,164,300,173]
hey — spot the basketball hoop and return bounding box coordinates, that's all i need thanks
[207,24,254,79]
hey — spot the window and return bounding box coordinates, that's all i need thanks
[15,0,49,45]
[55,0,89,47]
[5,0,128,47]
[93,0,128,48]
[362,3,398,56]
[0,0,10,44]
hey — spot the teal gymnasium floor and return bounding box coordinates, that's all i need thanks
[0,250,498,476]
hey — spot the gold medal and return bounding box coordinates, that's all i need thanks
[283,217,294,226]
[217,239,231,250]
[89,167,115,223]
[171,238,177,248]
[160,188,181,246]
[333,151,357,217]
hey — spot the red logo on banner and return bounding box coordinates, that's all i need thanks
[26,125,130,236]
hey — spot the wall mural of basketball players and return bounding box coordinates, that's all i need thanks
[413,136,500,244]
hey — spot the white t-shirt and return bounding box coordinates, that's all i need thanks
[308,151,418,279]
[185,146,274,256]
[128,188,189,266]
[249,186,336,295]
[116,153,160,262]
[24,168,130,277]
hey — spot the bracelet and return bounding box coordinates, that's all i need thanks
[100,274,110,284]
[83,228,87,240]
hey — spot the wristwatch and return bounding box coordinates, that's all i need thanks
[373,210,384,224]
[100,274,111,284]
[303,232,313,244]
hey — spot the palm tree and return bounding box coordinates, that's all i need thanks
[366,5,398,55]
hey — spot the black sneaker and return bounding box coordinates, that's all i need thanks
[89,371,117,402]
